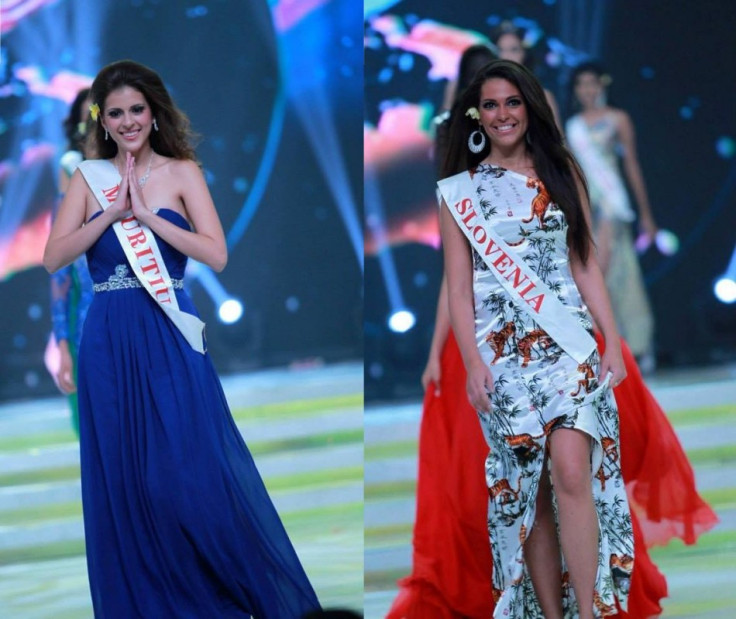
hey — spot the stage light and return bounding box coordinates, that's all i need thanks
[218,299,244,324]
[388,309,416,333]
[714,242,736,304]
[187,261,244,324]
[714,277,736,304]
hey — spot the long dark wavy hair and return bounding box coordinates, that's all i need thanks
[63,88,90,153]
[435,44,496,178]
[86,60,197,161]
[440,59,593,263]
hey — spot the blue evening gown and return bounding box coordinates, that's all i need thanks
[77,209,321,618]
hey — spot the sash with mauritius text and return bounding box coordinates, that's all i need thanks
[438,170,596,364]
[78,160,206,354]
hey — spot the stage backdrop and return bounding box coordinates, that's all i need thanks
[364,0,736,401]
[0,0,363,402]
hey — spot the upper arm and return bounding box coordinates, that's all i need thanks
[615,110,637,160]
[49,169,89,240]
[439,199,473,296]
[177,160,225,244]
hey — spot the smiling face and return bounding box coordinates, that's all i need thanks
[478,78,528,154]
[101,85,153,154]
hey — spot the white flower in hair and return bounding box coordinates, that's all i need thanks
[465,107,480,120]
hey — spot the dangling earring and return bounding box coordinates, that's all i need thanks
[468,129,486,153]
[153,118,159,132]
[104,128,109,141]
[525,132,532,146]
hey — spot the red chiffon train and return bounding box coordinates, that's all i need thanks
[387,331,717,618]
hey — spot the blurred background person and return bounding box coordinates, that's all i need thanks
[491,20,562,129]
[388,43,498,619]
[566,62,658,372]
[46,87,95,436]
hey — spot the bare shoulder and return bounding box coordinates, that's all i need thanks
[609,107,632,127]
[164,157,202,179]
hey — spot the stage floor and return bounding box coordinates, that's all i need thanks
[0,361,363,618]
[2,360,734,617]
[365,364,736,619]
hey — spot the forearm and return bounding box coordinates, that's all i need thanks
[427,274,451,361]
[447,289,482,372]
[571,255,620,344]
[44,209,119,273]
[137,211,227,272]
[623,158,655,222]
[50,268,71,340]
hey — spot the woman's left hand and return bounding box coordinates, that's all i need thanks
[600,342,627,388]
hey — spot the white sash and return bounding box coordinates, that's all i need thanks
[438,170,596,364]
[79,160,206,354]
[565,115,635,222]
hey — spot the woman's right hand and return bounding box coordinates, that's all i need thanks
[466,359,494,413]
[421,354,442,395]
[107,154,132,220]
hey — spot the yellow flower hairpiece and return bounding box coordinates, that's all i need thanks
[465,107,480,120]
[89,103,100,122]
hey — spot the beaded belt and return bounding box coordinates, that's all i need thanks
[93,264,184,293]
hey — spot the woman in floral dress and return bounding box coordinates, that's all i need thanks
[439,59,633,618]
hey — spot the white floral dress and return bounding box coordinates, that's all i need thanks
[458,164,633,618]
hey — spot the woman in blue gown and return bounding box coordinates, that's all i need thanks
[44,60,321,618]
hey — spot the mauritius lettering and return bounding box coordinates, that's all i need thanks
[455,197,545,313]
[102,183,172,304]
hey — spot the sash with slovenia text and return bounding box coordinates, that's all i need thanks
[79,160,206,354]
[438,170,596,364]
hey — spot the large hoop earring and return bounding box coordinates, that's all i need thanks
[153,118,159,132]
[468,129,486,153]
[104,128,109,141]
[525,131,531,145]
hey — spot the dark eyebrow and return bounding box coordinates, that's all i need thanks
[481,96,522,103]
[106,104,145,111]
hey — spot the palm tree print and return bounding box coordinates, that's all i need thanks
[460,166,633,616]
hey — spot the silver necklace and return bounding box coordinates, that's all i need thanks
[137,152,154,188]
[116,152,154,188]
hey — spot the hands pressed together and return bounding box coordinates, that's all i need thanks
[108,152,155,223]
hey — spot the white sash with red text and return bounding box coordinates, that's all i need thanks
[79,160,206,354]
[438,170,596,364]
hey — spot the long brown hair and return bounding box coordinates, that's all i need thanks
[441,59,593,263]
[87,60,197,161]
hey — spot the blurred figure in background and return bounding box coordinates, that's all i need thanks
[566,62,658,372]
[47,87,94,435]
[387,43,498,619]
[490,20,562,129]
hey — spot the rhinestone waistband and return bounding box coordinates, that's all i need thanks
[93,264,184,293]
